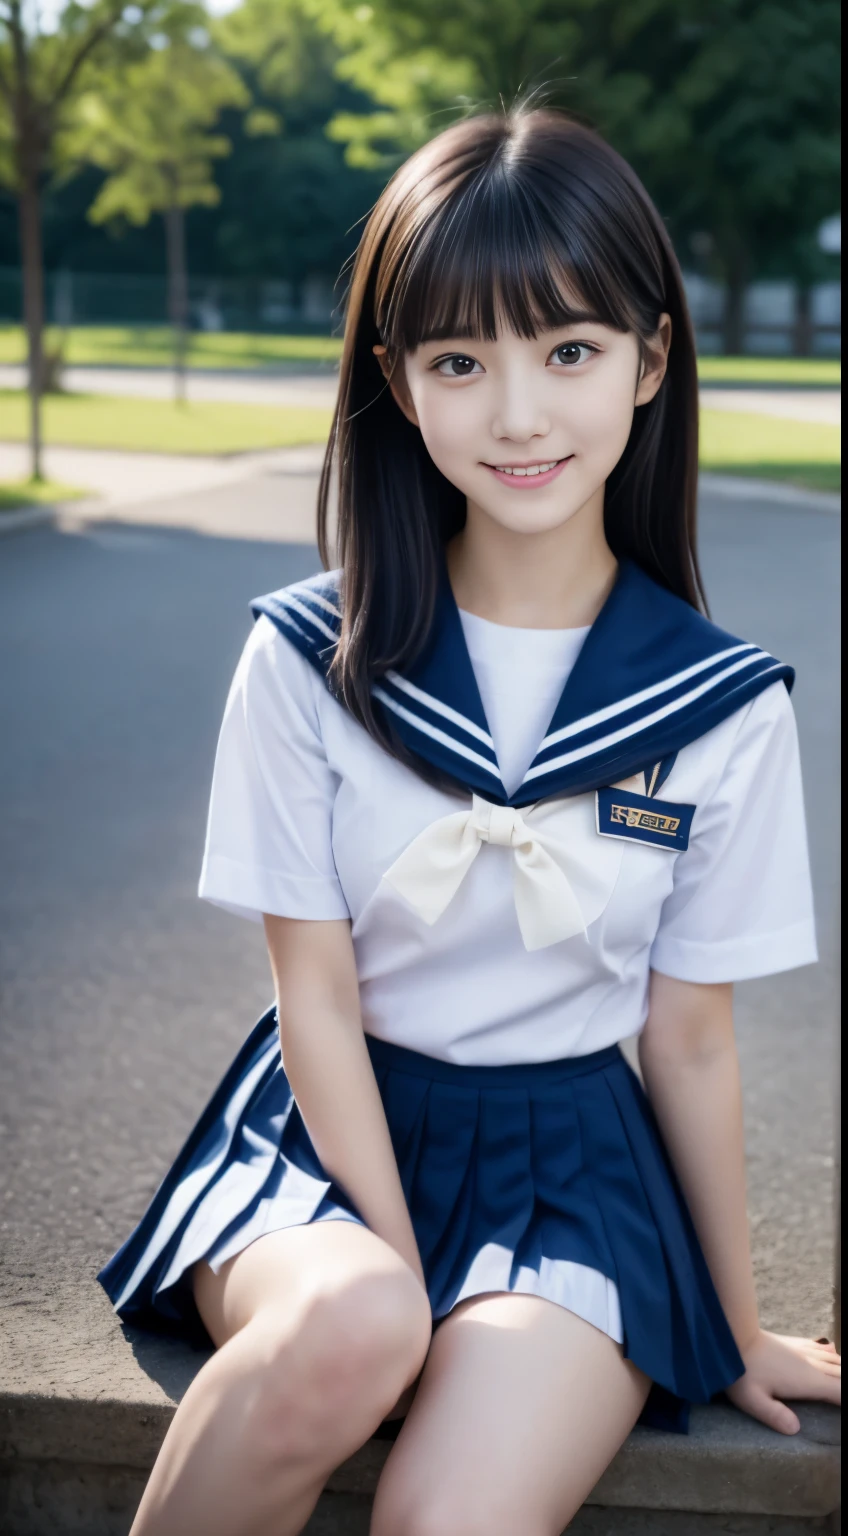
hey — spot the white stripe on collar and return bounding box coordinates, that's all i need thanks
[280,593,340,645]
[536,642,758,754]
[524,653,781,783]
[301,590,342,620]
[373,687,503,780]
[384,671,496,750]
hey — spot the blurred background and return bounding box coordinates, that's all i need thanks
[0,6,841,1533]
[0,0,841,498]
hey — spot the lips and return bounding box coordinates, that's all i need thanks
[494,459,561,477]
[483,456,573,489]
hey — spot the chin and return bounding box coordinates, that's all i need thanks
[481,499,589,537]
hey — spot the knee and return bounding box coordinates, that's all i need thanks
[243,1268,431,1459]
[301,1266,431,1411]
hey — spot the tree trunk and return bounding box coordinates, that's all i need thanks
[720,238,750,356]
[18,173,45,481]
[165,202,188,404]
[794,285,813,357]
[723,272,747,356]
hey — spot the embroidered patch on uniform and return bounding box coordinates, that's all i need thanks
[595,788,695,851]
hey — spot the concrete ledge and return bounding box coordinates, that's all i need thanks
[1,1374,839,1535]
[0,1247,840,1535]
[0,1458,839,1536]
[327,1400,840,1517]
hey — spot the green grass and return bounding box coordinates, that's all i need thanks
[0,325,342,371]
[700,408,841,492]
[0,390,333,454]
[697,356,840,386]
[0,478,88,512]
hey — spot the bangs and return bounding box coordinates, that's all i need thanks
[374,158,644,352]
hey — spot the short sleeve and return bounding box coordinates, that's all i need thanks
[198,616,350,924]
[650,681,817,983]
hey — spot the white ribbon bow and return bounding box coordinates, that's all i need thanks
[381,791,624,952]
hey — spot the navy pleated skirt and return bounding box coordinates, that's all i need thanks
[98,1007,743,1432]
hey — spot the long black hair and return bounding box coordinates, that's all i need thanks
[317,105,704,751]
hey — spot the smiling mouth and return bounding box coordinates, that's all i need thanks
[483,456,573,486]
[491,459,563,477]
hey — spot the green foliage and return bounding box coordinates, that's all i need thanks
[0,0,168,192]
[323,0,841,283]
[0,0,838,293]
[194,0,387,281]
[61,17,249,227]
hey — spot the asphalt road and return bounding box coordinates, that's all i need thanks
[0,478,839,1347]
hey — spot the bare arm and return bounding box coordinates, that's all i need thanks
[639,971,840,1433]
[263,912,426,1293]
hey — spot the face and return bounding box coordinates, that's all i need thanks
[376,315,671,538]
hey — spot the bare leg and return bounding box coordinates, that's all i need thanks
[370,1291,650,1536]
[130,1223,432,1536]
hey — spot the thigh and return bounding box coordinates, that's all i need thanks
[194,1220,428,1349]
[371,1292,650,1536]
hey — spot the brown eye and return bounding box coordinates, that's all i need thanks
[435,355,481,377]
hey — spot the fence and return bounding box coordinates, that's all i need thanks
[0,267,842,355]
[0,268,341,335]
[684,276,841,357]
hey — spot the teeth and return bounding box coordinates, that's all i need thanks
[495,460,559,476]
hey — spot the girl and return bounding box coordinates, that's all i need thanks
[100,107,840,1536]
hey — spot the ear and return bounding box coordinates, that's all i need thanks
[634,313,672,407]
[373,344,420,427]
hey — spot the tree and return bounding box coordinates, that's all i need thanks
[324,0,840,350]
[207,0,387,293]
[66,13,248,398]
[0,0,152,478]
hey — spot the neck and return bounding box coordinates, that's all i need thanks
[446,487,618,629]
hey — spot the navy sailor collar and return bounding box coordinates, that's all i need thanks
[251,559,793,808]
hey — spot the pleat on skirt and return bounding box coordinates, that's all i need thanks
[98,1007,744,1432]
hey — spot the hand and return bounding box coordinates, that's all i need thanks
[727,1329,841,1434]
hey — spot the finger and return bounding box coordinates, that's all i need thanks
[805,1349,841,1368]
[800,1358,842,1385]
[793,1364,842,1400]
[737,1384,800,1435]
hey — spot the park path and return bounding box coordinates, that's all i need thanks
[0,467,838,1393]
[0,361,841,422]
[0,440,326,533]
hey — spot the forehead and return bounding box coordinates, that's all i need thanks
[412,309,611,347]
[376,181,635,351]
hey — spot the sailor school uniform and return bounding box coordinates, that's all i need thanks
[98,558,817,1431]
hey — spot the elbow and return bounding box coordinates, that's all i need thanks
[639,1025,735,1077]
[640,975,736,1072]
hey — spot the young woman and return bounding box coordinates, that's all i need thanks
[99,107,840,1536]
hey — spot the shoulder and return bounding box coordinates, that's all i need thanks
[250,570,342,674]
[722,674,799,761]
[229,609,329,740]
[672,677,801,817]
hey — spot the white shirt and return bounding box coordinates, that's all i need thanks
[199,613,818,1066]
[458,610,591,796]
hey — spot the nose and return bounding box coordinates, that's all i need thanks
[490,373,551,444]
